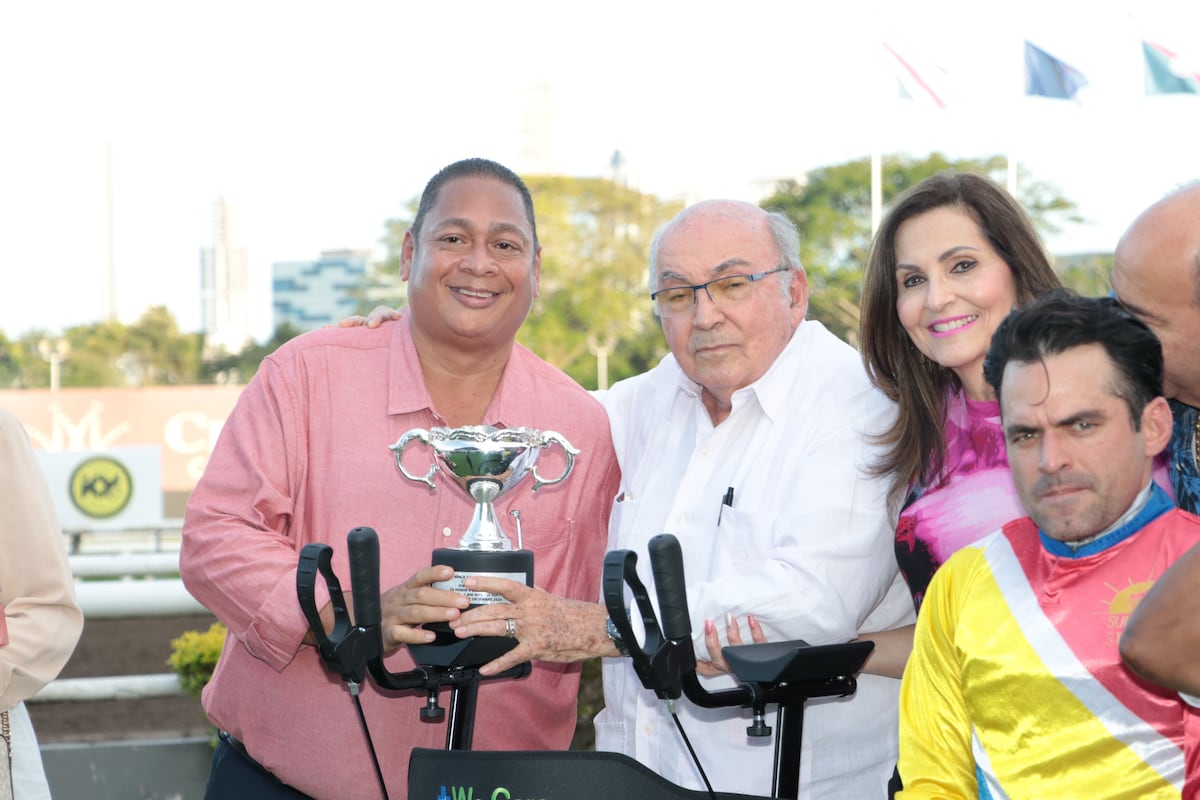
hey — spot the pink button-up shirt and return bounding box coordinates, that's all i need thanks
[181,318,619,800]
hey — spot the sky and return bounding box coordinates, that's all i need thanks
[2,0,1198,343]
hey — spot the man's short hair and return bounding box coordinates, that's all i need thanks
[411,158,538,250]
[983,289,1164,428]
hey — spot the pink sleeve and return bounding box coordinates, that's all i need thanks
[179,358,326,671]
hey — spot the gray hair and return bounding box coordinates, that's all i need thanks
[647,208,805,301]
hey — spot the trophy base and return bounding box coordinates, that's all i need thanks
[408,548,535,669]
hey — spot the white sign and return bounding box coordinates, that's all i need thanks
[35,446,163,530]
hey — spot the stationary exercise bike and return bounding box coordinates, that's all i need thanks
[297,528,873,800]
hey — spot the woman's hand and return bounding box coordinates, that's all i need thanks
[697,612,767,677]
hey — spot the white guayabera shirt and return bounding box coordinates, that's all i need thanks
[594,320,915,799]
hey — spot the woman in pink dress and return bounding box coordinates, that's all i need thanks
[856,173,1061,675]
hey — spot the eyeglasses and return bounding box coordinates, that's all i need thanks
[649,267,789,318]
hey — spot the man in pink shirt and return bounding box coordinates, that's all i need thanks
[180,158,620,800]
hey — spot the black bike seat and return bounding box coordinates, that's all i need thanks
[722,639,873,684]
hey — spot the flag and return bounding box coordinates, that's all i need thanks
[1144,40,1200,95]
[1025,41,1088,100]
[883,42,949,108]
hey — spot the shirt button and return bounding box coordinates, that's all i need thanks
[442,527,453,537]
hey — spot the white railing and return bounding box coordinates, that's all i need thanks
[69,545,205,619]
[33,673,183,703]
[30,525,204,704]
[64,517,185,556]
[70,552,182,578]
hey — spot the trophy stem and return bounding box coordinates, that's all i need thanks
[460,479,514,551]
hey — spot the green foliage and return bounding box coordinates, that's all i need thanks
[167,622,227,698]
[2,308,298,388]
[360,206,416,316]
[0,155,1087,388]
[162,618,604,751]
[199,322,303,384]
[0,332,22,389]
[570,657,604,751]
[1055,252,1114,297]
[12,307,205,388]
[520,175,683,389]
[760,152,1084,344]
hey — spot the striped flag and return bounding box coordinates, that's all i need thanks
[1025,41,1088,100]
[883,42,950,108]
[1144,40,1200,95]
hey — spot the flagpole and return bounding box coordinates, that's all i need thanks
[1008,38,1024,199]
[872,41,890,234]
[871,148,882,234]
[105,141,118,322]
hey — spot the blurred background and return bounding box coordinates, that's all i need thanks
[2,1,1197,795]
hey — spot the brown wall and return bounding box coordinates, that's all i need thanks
[0,387,243,498]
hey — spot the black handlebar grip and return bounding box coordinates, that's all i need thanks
[347,526,381,628]
[649,534,692,642]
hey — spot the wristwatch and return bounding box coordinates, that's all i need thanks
[606,615,630,657]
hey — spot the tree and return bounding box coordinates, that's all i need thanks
[0,331,25,388]
[521,175,683,389]
[759,153,1084,344]
[124,307,205,385]
[1055,252,1114,297]
[12,308,207,388]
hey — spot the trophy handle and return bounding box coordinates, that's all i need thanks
[389,429,438,490]
[530,430,580,492]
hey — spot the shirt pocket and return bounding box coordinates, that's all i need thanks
[518,516,575,553]
[711,507,775,575]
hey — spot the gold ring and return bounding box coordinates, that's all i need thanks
[505,618,517,639]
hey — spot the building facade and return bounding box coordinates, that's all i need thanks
[272,249,369,332]
[199,197,253,355]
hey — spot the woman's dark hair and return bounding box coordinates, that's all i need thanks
[859,172,1062,515]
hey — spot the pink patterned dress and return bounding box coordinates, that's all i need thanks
[894,390,1024,610]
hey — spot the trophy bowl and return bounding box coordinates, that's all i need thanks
[390,425,577,550]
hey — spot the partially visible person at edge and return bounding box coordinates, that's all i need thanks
[898,290,1200,798]
[0,407,84,800]
[1111,182,1200,696]
[356,200,914,798]
[179,158,620,800]
[853,173,1171,682]
[1110,181,1200,514]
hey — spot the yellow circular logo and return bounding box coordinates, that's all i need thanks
[69,456,134,519]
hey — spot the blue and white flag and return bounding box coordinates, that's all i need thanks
[1025,41,1088,100]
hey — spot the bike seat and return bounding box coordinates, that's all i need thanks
[722,639,873,684]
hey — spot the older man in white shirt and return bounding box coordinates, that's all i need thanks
[451,199,913,799]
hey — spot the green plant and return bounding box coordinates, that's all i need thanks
[167,622,227,697]
[571,657,604,750]
[164,621,606,750]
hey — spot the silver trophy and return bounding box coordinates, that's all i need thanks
[390,425,577,552]
[389,425,578,667]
